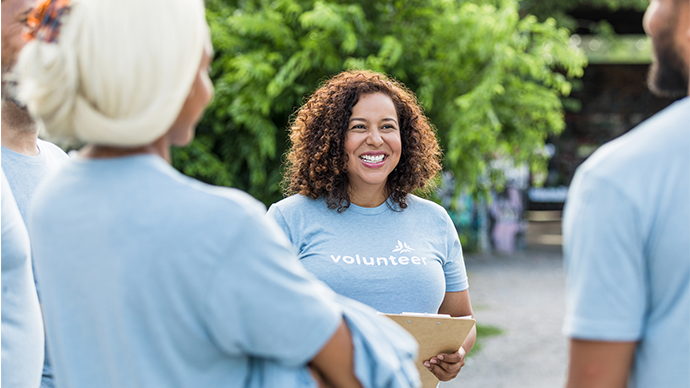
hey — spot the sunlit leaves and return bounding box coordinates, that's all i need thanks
[173,0,587,205]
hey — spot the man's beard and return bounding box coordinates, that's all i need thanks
[647,24,689,98]
[1,70,37,133]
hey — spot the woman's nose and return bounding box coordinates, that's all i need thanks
[366,128,384,146]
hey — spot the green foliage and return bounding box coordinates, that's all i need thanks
[172,0,586,206]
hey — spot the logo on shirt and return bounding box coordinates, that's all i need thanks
[392,240,414,253]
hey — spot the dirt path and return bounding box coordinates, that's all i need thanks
[441,247,569,388]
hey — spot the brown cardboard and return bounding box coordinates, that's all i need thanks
[384,314,476,388]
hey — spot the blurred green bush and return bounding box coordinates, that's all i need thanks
[173,0,586,206]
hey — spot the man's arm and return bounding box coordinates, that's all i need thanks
[309,319,363,388]
[566,339,636,388]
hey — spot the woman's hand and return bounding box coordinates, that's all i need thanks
[423,346,467,381]
[431,290,476,382]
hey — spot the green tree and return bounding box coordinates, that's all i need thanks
[172,0,587,206]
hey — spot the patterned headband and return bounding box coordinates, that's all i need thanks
[23,0,71,43]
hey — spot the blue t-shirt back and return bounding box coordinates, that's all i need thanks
[268,194,469,314]
[28,155,342,388]
[563,97,690,387]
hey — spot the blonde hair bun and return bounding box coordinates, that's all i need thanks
[16,0,209,147]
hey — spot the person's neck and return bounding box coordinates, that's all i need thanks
[349,183,388,208]
[1,99,40,156]
[1,125,39,156]
[79,135,171,162]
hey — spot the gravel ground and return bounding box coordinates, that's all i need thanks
[441,247,569,388]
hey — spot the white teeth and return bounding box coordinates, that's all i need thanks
[360,154,385,163]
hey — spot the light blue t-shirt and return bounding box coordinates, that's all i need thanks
[2,138,67,388]
[1,170,44,388]
[2,139,69,224]
[563,97,690,387]
[28,155,343,388]
[267,194,469,314]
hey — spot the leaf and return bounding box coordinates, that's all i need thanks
[173,0,586,206]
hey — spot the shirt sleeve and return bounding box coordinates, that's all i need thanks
[441,211,469,292]
[562,172,647,341]
[204,209,342,367]
[266,204,293,242]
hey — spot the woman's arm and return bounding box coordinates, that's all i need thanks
[424,290,476,381]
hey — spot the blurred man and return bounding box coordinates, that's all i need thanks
[1,0,69,387]
[2,0,69,222]
[2,170,44,388]
[563,0,689,387]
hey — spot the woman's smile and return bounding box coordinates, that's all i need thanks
[359,151,388,166]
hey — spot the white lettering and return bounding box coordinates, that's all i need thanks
[330,253,430,266]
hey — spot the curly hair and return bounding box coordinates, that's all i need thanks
[284,70,442,212]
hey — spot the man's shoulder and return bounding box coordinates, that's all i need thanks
[576,97,689,183]
[36,139,68,160]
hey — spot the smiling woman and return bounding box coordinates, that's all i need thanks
[268,70,477,384]
[281,70,441,212]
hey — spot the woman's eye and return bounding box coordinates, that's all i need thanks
[350,125,366,131]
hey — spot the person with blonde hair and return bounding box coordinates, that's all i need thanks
[16,1,418,387]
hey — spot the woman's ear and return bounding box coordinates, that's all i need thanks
[167,49,213,147]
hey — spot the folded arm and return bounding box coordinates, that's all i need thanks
[309,319,363,388]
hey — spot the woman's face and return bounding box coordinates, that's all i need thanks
[344,92,402,199]
[168,45,214,146]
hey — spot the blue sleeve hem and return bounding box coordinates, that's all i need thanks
[445,279,469,293]
[563,315,643,341]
